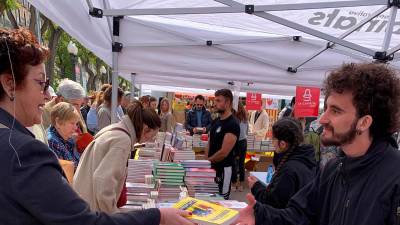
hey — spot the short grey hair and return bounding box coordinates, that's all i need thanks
[57,79,86,100]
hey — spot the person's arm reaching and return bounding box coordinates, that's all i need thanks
[235,171,321,225]
[208,133,237,164]
[251,168,298,208]
[11,140,161,225]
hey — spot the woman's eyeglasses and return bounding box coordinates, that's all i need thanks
[34,78,50,93]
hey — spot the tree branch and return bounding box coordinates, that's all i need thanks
[28,5,36,33]
[6,9,19,29]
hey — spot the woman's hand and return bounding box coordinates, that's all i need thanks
[159,208,195,225]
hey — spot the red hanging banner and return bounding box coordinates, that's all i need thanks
[295,86,320,117]
[246,92,262,110]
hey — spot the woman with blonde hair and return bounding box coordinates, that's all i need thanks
[159,98,174,132]
[48,102,81,167]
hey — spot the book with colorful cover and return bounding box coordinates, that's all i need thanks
[173,197,239,225]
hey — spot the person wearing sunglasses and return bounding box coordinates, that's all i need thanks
[0,28,194,225]
[185,94,212,135]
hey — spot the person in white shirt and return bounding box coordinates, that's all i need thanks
[249,108,270,139]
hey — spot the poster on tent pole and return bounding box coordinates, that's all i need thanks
[295,86,320,118]
[246,92,262,111]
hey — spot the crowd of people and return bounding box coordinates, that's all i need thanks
[1,28,399,225]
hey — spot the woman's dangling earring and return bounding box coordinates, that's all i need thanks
[9,95,14,101]
[356,129,362,135]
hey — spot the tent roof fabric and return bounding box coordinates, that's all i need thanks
[29,0,400,95]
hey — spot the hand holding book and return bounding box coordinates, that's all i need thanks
[233,194,256,225]
[159,208,195,225]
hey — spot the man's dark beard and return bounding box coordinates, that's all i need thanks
[321,118,358,147]
[217,109,225,114]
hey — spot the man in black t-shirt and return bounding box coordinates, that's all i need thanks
[206,89,240,200]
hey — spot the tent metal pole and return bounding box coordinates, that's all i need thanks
[101,0,386,16]
[111,16,123,124]
[128,17,288,70]
[102,0,113,40]
[254,0,386,11]
[111,48,119,123]
[292,5,388,70]
[123,36,292,48]
[387,44,400,56]
[381,6,398,52]
[85,0,94,11]
[329,48,372,62]
[214,0,242,7]
[254,12,376,57]
[217,0,379,69]
[130,71,319,87]
[130,73,136,101]
[102,6,243,16]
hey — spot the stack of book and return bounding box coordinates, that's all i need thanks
[260,140,275,152]
[160,144,174,162]
[174,123,185,133]
[185,168,219,197]
[193,135,208,148]
[126,182,156,202]
[181,160,218,197]
[156,132,166,144]
[126,159,154,183]
[171,149,196,162]
[247,133,256,150]
[138,142,164,160]
[123,159,158,210]
[181,160,211,168]
[154,162,185,201]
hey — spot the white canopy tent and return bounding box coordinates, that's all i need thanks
[28,0,400,121]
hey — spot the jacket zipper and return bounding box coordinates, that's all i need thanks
[339,162,350,225]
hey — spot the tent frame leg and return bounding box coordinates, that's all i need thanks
[111,16,123,123]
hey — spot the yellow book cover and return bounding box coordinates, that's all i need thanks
[173,197,239,225]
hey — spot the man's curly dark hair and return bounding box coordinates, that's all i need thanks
[323,63,400,138]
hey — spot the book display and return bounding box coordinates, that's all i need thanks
[181,160,219,198]
[155,162,186,201]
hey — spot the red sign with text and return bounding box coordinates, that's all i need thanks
[295,86,320,117]
[246,92,262,110]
